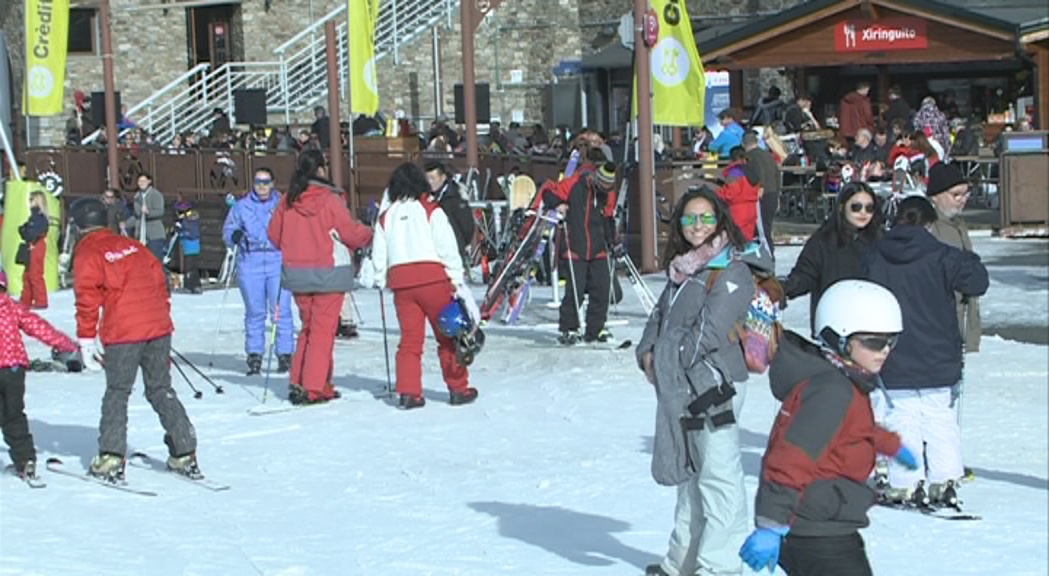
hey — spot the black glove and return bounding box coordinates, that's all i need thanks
[231,229,245,245]
[611,243,626,259]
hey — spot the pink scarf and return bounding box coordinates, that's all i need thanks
[668,233,729,285]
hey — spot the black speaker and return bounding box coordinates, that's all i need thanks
[543,80,580,130]
[233,88,267,126]
[90,91,121,127]
[454,83,490,124]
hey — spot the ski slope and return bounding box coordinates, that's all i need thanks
[0,233,1045,576]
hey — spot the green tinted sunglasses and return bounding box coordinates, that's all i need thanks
[680,213,717,227]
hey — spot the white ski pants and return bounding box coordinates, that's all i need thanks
[885,387,963,489]
[658,385,748,576]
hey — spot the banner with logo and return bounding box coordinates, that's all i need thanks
[24,0,70,116]
[348,0,380,115]
[633,0,706,126]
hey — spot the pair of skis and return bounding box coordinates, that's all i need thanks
[42,453,229,496]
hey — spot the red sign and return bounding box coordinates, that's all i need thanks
[834,18,927,52]
[644,9,659,48]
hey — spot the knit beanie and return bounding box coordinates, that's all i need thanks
[595,162,616,187]
[926,162,966,197]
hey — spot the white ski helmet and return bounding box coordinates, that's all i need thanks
[815,280,902,351]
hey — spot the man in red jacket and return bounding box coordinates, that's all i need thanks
[70,197,201,483]
[838,81,875,142]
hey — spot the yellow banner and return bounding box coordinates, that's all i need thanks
[633,0,706,127]
[25,0,70,116]
[348,0,380,115]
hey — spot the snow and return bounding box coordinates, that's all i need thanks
[1,236,1046,576]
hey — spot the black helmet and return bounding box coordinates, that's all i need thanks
[69,197,108,230]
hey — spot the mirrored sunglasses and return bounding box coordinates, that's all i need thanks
[856,334,899,352]
[680,213,717,227]
[254,178,273,185]
[849,202,876,214]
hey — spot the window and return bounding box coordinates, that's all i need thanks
[68,8,97,54]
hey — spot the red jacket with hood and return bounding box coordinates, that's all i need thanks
[0,293,76,368]
[267,179,373,294]
[718,162,761,241]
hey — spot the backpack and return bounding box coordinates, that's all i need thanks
[707,267,784,374]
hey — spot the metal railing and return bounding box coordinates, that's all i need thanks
[84,0,459,146]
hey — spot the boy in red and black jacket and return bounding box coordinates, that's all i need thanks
[540,163,618,345]
[717,146,762,240]
[0,270,79,481]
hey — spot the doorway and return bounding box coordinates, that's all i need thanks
[187,5,238,69]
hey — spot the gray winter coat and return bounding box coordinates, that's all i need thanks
[637,256,755,486]
[132,186,166,242]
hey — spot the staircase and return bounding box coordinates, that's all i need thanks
[85,0,458,146]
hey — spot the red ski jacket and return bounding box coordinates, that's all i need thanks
[0,294,76,368]
[718,164,761,241]
[73,229,174,345]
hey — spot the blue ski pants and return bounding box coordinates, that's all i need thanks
[237,251,294,355]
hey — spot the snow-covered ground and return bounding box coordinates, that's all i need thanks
[1,235,1046,576]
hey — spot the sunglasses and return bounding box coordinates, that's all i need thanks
[855,334,899,352]
[680,213,717,227]
[849,202,876,215]
[254,178,273,185]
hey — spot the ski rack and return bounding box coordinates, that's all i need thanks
[617,253,658,315]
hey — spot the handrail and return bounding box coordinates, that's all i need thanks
[273,4,346,54]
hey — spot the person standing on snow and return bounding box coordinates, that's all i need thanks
[424,161,475,271]
[268,150,372,405]
[637,187,756,576]
[69,197,202,483]
[540,162,618,345]
[371,162,479,410]
[223,168,295,375]
[18,191,51,309]
[739,280,920,576]
[0,269,80,483]
[131,173,167,262]
[863,197,988,506]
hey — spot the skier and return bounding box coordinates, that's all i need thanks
[372,162,479,409]
[863,196,988,505]
[18,191,50,309]
[637,188,757,576]
[223,168,294,375]
[173,195,202,294]
[540,162,617,344]
[131,172,167,261]
[739,280,919,576]
[424,161,475,272]
[69,197,202,482]
[0,269,80,482]
[268,150,372,404]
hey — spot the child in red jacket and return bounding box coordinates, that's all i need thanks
[717,146,761,240]
[0,270,79,482]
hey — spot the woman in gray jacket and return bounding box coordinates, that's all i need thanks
[131,172,167,261]
[638,187,760,576]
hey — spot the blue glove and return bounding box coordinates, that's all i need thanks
[739,526,789,574]
[895,445,919,471]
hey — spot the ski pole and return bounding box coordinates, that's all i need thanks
[561,222,583,329]
[378,288,394,398]
[170,348,224,394]
[207,245,239,368]
[170,355,203,399]
[261,300,281,404]
[349,290,364,326]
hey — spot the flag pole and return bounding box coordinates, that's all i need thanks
[633,0,656,273]
[100,0,120,190]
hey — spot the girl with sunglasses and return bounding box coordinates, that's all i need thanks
[863,197,988,507]
[782,182,884,334]
[740,280,919,576]
[637,187,774,576]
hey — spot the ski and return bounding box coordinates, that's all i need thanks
[875,499,981,521]
[247,397,343,416]
[5,464,47,488]
[127,452,230,492]
[527,339,633,351]
[44,457,157,496]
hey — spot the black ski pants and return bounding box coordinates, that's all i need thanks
[559,257,610,339]
[779,532,873,576]
[0,367,34,470]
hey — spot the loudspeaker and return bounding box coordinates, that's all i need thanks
[454,83,490,124]
[233,88,267,126]
[543,80,580,130]
[90,91,121,127]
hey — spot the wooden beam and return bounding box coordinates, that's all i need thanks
[1036,45,1049,130]
[703,0,858,62]
[875,0,1015,42]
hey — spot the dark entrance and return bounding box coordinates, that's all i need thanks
[186,4,238,69]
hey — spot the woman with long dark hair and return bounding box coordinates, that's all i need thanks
[637,187,759,576]
[371,162,479,409]
[267,150,372,404]
[783,182,884,334]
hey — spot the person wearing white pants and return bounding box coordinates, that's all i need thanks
[661,388,749,576]
[884,387,963,488]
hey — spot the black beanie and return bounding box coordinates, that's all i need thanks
[926,162,966,197]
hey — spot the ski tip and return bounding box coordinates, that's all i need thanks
[617,339,633,349]
[45,457,64,466]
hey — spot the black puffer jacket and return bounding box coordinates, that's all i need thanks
[784,224,876,334]
[863,225,989,390]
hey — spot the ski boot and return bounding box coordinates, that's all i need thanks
[873,458,890,489]
[88,453,127,483]
[167,453,203,480]
[17,460,39,481]
[398,394,426,410]
[583,329,612,344]
[929,480,960,510]
[288,384,307,405]
[557,330,580,346]
[246,353,262,376]
[645,564,670,576]
[276,354,292,374]
[449,387,479,406]
[882,480,930,508]
[336,321,359,340]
